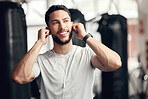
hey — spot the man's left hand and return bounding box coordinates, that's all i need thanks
[72,23,87,40]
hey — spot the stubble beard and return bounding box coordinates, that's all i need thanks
[52,31,73,45]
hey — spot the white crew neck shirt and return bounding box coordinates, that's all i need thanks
[32,45,96,99]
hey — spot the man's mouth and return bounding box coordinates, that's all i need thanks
[57,29,69,36]
[60,31,67,35]
[59,31,68,36]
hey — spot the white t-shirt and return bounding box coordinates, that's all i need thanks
[32,45,96,99]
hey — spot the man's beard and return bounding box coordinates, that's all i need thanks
[52,31,73,45]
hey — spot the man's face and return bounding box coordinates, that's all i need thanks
[48,10,73,45]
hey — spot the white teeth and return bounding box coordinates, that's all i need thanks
[60,32,67,35]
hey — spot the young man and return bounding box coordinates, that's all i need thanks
[11,5,121,99]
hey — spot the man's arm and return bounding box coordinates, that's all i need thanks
[11,28,50,84]
[72,23,122,71]
[86,37,122,71]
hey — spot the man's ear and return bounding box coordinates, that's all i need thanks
[46,27,50,30]
[71,22,74,29]
[46,27,51,34]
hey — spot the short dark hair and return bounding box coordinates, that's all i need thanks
[45,5,71,27]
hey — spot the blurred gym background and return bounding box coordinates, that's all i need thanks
[0,0,148,99]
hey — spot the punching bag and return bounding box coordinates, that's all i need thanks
[0,1,30,99]
[97,13,128,99]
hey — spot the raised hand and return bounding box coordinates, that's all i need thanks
[38,28,50,45]
[72,23,87,40]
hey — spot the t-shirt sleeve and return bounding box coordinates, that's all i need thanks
[32,57,41,78]
[85,46,96,68]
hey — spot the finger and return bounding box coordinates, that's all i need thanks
[72,24,76,30]
[72,24,78,33]
[45,30,50,38]
[45,27,51,35]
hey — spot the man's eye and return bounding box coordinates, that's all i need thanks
[64,20,69,22]
[52,22,58,25]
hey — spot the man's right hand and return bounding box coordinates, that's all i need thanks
[11,28,50,84]
[38,28,50,45]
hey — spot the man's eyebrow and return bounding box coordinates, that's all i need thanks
[50,17,70,23]
[63,17,70,20]
[51,19,59,23]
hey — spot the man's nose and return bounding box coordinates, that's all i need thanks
[59,21,65,29]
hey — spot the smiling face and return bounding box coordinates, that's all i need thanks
[48,10,73,45]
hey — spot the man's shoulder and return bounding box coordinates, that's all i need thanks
[72,44,85,50]
[73,45,89,51]
[72,45,91,55]
[38,50,52,59]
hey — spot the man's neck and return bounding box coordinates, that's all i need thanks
[53,40,73,55]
